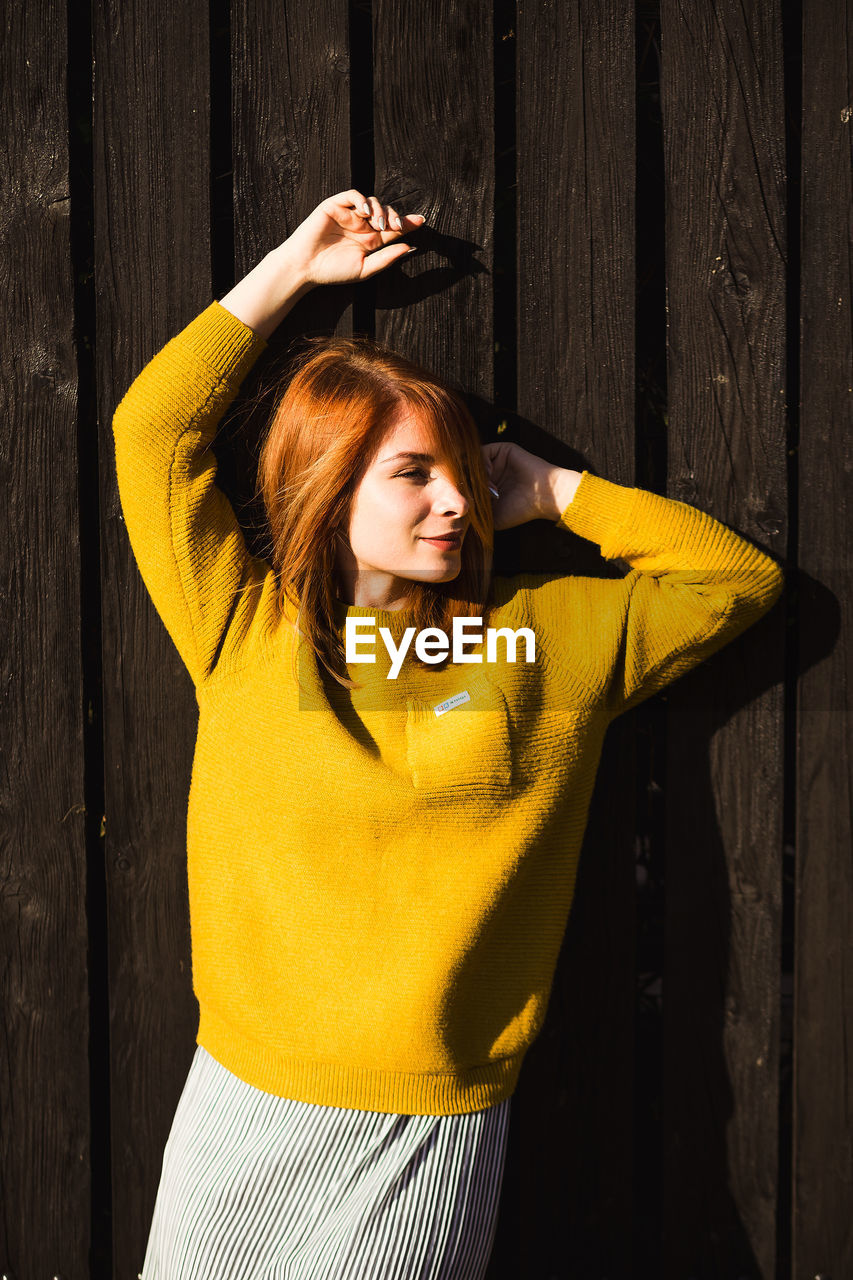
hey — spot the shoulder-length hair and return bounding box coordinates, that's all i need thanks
[255,332,496,688]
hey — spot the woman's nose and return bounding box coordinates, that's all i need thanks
[432,476,470,516]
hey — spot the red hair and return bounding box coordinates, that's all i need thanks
[255,333,496,688]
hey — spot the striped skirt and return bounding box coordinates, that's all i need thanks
[139,1044,511,1279]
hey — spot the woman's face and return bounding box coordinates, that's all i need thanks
[335,407,471,609]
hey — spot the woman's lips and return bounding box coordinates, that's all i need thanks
[420,534,462,548]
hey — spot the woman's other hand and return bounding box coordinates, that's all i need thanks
[281,190,426,287]
[481,441,583,530]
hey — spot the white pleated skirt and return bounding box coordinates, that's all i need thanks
[139,1043,511,1280]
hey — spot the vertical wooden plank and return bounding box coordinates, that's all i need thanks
[229,0,352,527]
[658,2,787,1276]
[233,0,351,281]
[512,2,637,1275]
[795,0,853,1274]
[373,1,494,391]
[93,0,212,1269]
[0,2,90,1276]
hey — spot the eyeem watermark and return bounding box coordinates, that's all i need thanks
[345,616,536,679]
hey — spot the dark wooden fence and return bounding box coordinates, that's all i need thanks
[2,0,850,1276]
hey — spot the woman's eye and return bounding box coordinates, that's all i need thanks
[398,468,430,481]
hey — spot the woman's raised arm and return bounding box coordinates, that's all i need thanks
[219,190,425,338]
[480,440,784,718]
[111,191,425,687]
[111,298,278,687]
[555,470,785,718]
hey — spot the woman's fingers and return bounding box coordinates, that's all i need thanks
[337,190,424,236]
[331,189,372,217]
[328,190,426,225]
[359,242,418,279]
[365,195,402,234]
[376,204,425,235]
[363,194,385,230]
[481,442,505,473]
[311,192,426,283]
[481,441,520,491]
[317,193,370,233]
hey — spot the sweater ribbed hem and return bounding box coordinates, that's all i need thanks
[196,1003,524,1116]
[555,469,637,556]
[175,299,269,383]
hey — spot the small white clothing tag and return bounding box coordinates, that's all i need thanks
[433,690,471,717]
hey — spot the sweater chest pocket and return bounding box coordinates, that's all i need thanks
[404,669,512,799]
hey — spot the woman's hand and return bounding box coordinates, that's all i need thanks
[481,441,583,530]
[280,190,426,287]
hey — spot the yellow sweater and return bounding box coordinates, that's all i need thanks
[112,300,784,1116]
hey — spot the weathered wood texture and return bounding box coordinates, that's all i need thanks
[795,0,853,1274]
[227,0,353,547]
[0,0,91,1276]
[658,2,789,1278]
[372,1,495,388]
[3,2,851,1279]
[507,3,638,1276]
[93,1,212,1275]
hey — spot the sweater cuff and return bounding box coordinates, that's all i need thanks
[555,470,637,559]
[173,299,269,385]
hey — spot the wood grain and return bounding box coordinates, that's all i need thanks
[6,0,850,1274]
[93,0,212,1273]
[795,0,853,1275]
[511,2,637,1275]
[0,1,90,1275]
[659,1,788,1275]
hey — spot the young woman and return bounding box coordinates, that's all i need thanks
[114,190,784,1279]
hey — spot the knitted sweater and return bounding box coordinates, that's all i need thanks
[111,300,784,1116]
